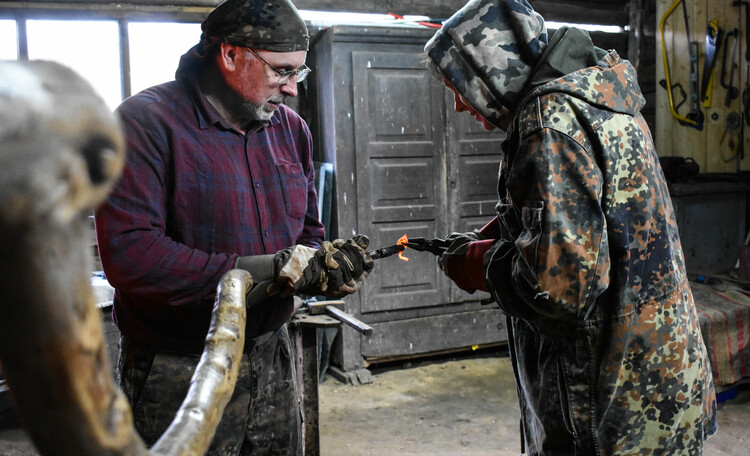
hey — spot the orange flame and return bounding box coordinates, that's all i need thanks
[397,234,409,261]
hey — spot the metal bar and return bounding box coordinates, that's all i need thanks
[118,18,131,101]
[325,306,373,335]
[16,17,28,61]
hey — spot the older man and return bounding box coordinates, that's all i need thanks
[95,0,371,454]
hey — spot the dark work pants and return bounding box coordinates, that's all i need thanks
[118,325,302,456]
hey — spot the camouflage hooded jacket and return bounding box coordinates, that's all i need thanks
[426,1,718,454]
[489,49,718,455]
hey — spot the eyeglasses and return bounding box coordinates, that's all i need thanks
[245,48,311,84]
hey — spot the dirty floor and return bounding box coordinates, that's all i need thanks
[319,350,750,456]
[1,349,749,455]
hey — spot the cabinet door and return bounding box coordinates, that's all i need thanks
[444,89,506,303]
[352,50,449,314]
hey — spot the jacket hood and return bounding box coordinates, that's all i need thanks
[424,0,547,128]
[524,49,646,118]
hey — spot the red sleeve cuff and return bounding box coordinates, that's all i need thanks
[478,216,501,239]
[443,239,494,293]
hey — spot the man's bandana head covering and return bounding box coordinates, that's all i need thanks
[424,0,547,127]
[176,0,308,79]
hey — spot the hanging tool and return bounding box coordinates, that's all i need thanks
[733,1,750,126]
[721,28,740,107]
[659,0,704,130]
[732,1,750,61]
[700,20,723,107]
[658,79,688,112]
[720,112,741,145]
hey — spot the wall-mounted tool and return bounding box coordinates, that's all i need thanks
[660,0,704,130]
[721,28,740,107]
[720,111,741,145]
[732,1,750,126]
[700,20,723,107]
[732,1,750,61]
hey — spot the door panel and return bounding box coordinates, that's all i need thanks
[352,50,448,314]
[444,89,506,302]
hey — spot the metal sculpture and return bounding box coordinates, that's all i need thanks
[0,60,249,456]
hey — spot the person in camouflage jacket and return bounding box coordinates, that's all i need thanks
[425,0,718,454]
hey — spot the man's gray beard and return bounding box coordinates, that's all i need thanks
[234,96,285,125]
[237,99,273,123]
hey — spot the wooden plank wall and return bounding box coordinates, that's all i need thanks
[656,0,749,173]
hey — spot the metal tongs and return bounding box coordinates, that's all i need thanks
[367,237,451,260]
[402,237,451,256]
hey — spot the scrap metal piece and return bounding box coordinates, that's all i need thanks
[305,300,373,335]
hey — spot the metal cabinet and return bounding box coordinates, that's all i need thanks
[309,25,507,373]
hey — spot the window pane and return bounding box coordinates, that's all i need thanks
[0,20,18,60]
[129,22,201,95]
[27,20,121,110]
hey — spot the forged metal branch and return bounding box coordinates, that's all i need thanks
[0,60,249,456]
[152,269,250,456]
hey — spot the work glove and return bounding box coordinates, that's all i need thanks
[436,218,498,273]
[438,233,494,294]
[269,244,326,297]
[239,234,374,299]
[236,245,324,298]
[318,234,374,298]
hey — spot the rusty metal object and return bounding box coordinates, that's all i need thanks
[0,60,248,456]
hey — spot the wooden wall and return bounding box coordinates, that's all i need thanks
[656,0,750,173]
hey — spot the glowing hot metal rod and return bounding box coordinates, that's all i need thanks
[367,237,451,260]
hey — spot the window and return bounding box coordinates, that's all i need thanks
[26,20,122,110]
[0,20,17,60]
[128,22,201,95]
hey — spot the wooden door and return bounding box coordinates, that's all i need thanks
[352,50,449,314]
[444,89,506,303]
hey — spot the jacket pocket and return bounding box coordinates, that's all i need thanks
[275,162,307,220]
[515,200,544,273]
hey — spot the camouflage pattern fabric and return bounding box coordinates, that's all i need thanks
[118,326,301,456]
[202,0,309,52]
[424,0,547,128]
[176,0,308,79]
[426,1,717,453]
[484,49,718,455]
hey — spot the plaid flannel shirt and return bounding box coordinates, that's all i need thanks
[95,76,324,350]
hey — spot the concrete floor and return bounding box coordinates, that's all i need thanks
[1,349,749,455]
[319,349,750,456]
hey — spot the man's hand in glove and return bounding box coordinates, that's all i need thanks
[318,234,374,298]
[438,234,494,294]
[269,245,326,297]
[238,234,374,299]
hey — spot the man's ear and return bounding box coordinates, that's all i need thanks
[217,42,238,72]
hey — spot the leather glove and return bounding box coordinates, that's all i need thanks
[436,219,498,272]
[268,245,325,297]
[438,238,494,294]
[236,246,324,298]
[317,234,374,298]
